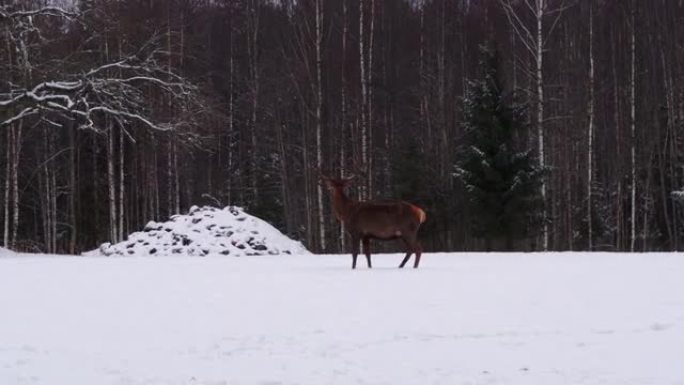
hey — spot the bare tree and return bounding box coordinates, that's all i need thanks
[359,0,369,199]
[586,1,595,250]
[248,0,260,204]
[1,4,198,247]
[499,0,569,250]
[315,0,326,251]
[629,0,637,251]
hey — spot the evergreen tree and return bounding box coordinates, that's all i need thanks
[455,46,545,250]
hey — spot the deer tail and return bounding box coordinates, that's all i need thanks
[411,205,427,224]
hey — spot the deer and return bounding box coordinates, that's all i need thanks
[320,173,426,269]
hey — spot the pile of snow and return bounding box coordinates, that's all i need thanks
[0,247,14,257]
[87,205,309,257]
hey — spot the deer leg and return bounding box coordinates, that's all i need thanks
[351,235,360,269]
[399,252,412,268]
[413,241,423,268]
[399,236,413,268]
[362,237,372,268]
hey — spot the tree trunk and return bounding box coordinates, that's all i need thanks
[536,0,548,251]
[303,109,313,247]
[107,121,118,243]
[587,2,595,250]
[629,0,637,252]
[315,0,326,252]
[173,137,180,214]
[10,120,21,249]
[359,0,368,199]
[439,0,448,180]
[3,127,11,247]
[367,0,375,198]
[69,123,78,254]
[249,0,260,205]
[227,6,235,205]
[119,120,125,241]
[610,26,623,250]
[118,40,125,240]
[419,4,430,147]
[41,129,49,252]
[153,142,160,220]
[277,120,292,236]
[340,0,348,251]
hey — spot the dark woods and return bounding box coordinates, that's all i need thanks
[1,0,684,254]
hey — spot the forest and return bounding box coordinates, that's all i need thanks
[1,0,684,254]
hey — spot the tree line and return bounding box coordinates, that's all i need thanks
[1,0,684,254]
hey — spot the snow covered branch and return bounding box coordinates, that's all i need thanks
[0,4,200,133]
[0,6,78,21]
[0,47,198,131]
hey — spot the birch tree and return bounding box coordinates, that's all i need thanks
[359,0,369,199]
[1,4,199,247]
[1,5,78,248]
[586,1,595,250]
[499,0,569,250]
[629,0,637,251]
[315,0,326,251]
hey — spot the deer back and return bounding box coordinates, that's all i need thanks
[346,200,425,239]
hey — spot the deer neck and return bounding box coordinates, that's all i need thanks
[331,188,354,223]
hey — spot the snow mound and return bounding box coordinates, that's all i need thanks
[86,205,309,257]
[0,247,14,257]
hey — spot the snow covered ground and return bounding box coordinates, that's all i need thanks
[1,252,683,385]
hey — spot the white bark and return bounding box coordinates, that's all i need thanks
[3,130,10,247]
[118,41,125,241]
[536,0,548,250]
[69,125,77,254]
[167,138,174,215]
[119,122,125,240]
[42,129,52,252]
[173,137,180,215]
[153,145,160,220]
[10,120,21,248]
[303,121,313,246]
[50,130,57,252]
[439,0,447,180]
[359,0,368,199]
[629,1,637,252]
[107,121,118,243]
[499,0,565,250]
[419,4,429,144]
[3,27,12,248]
[587,2,594,250]
[367,0,375,198]
[227,7,235,204]
[315,0,326,251]
[340,0,348,251]
[249,0,260,204]
[105,37,118,244]
[610,29,623,249]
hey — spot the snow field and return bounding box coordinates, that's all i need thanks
[1,252,683,385]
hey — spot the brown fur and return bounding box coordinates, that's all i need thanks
[322,177,425,269]
[410,205,427,224]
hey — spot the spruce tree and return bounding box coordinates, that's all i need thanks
[455,46,545,250]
